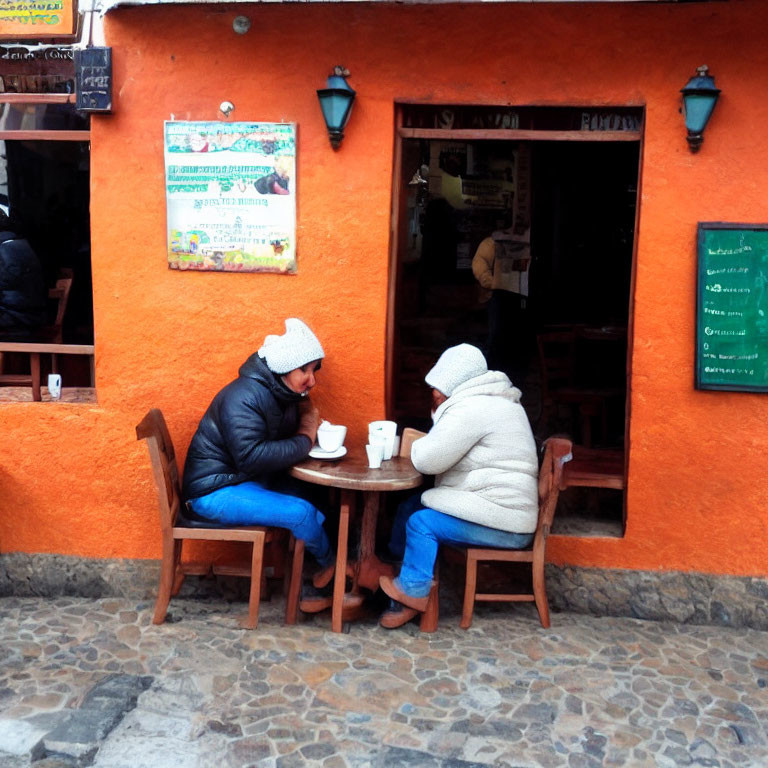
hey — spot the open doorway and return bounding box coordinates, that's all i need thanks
[390,110,640,536]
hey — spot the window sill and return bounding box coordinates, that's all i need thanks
[0,386,97,404]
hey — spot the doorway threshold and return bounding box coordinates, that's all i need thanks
[550,516,623,538]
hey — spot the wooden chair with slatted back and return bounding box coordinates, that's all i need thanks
[458,436,573,629]
[136,408,303,629]
[0,268,74,398]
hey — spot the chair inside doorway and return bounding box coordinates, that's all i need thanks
[392,111,640,538]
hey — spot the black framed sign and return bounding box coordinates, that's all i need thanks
[696,222,768,391]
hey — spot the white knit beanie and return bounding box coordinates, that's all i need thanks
[258,318,325,374]
[425,343,488,397]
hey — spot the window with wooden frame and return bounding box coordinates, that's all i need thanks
[0,92,94,401]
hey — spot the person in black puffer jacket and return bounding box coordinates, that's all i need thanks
[0,211,46,339]
[182,318,335,588]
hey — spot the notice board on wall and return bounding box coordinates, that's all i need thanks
[164,121,297,274]
[696,222,768,392]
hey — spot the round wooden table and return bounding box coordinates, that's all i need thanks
[290,451,423,632]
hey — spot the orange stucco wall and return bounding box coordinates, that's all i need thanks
[2,1,767,577]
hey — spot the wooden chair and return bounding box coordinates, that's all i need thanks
[0,268,74,398]
[135,408,303,629]
[419,436,572,632]
[457,437,572,629]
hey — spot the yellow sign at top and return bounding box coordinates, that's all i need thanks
[0,0,77,38]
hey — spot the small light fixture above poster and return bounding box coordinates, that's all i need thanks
[316,66,356,150]
[233,15,251,34]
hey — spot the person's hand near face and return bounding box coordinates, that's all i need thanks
[431,388,448,416]
[284,360,322,443]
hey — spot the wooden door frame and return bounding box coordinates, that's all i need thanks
[385,107,643,493]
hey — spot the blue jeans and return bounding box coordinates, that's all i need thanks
[388,494,534,598]
[188,478,334,567]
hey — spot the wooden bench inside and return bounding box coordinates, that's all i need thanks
[561,445,625,490]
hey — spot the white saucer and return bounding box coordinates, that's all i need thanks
[308,445,347,460]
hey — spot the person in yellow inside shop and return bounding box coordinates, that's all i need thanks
[471,225,531,386]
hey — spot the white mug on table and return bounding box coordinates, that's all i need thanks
[369,420,397,460]
[366,443,384,469]
[47,373,62,400]
[316,420,347,452]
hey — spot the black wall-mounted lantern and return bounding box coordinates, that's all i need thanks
[316,66,356,150]
[681,65,720,153]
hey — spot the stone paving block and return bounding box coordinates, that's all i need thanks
[0,718,49,759]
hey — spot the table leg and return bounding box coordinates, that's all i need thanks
[332,489,353,633]
[357,491,394,591]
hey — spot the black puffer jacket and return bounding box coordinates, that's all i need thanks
[0,231,46,333]
[182,353,312,501]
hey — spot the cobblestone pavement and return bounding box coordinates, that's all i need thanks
[0,594,766,768]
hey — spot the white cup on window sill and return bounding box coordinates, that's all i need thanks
[47,373,61,400]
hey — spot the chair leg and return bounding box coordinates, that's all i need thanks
[240,532,266,629]
[419,563,439,633]
[284,537,305,625]
[240,531,266,629]
[171,540,185,595]
[532,560,550,629]
[30,353,41,402]
[51,353,59,375]
[460,552,478,629]
[153,536,179,625]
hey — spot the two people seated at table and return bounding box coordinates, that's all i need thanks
[181,317,335,588]
[182,317,538,627]
[378,342,539,629]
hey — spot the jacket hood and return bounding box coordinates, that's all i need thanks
[238,352,304,403]
[432,370,521,422]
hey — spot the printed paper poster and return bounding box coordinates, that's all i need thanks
[164,121,297,273]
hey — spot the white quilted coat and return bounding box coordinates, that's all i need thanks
[411,370,539,534]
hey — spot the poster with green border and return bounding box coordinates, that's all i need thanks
[164,121,296,273]
[696,222,768,391]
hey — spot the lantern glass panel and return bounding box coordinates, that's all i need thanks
[318,91,353,132]
[683,93,718,135]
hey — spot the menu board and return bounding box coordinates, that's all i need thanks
[696,223,768,391]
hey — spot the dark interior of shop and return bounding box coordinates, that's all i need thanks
[393,138,639,535]
[0,135,93,386]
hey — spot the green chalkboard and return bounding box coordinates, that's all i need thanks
[696,223,768,391]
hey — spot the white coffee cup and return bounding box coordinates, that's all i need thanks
[366,443,384,469]
[369,420,398,460]
[47,373,62,400]
[316,421,347,452]
[369,420,397,439]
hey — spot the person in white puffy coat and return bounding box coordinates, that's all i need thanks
[379,343,539,629]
